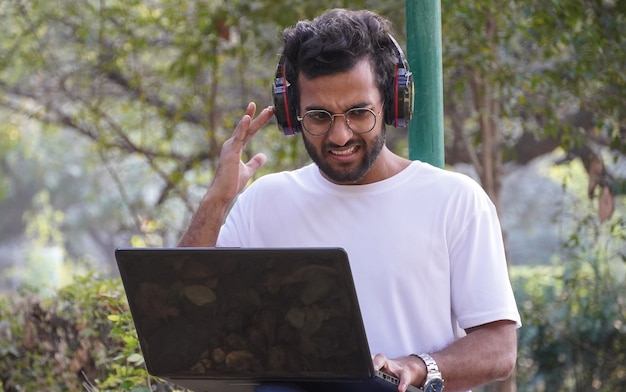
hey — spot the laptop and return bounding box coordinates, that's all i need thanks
[115,247,420,392]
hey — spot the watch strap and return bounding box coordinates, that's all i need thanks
[416,352,443,390]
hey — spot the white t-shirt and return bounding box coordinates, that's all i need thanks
[217,161,521,357]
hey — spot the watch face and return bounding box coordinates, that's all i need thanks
[425,378,444,392]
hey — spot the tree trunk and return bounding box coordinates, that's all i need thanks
[469,12,516,392]
[470,69,502,215]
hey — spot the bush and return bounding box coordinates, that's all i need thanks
[2,215,625,392]
[514,216,626,392]
[0,274,180,392]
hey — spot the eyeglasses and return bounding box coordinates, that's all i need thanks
[297,107,383,136]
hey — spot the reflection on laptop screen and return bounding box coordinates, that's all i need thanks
[117,248,371,381]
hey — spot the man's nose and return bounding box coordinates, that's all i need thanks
[327,115,353,145]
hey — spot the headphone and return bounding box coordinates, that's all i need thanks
[272,35,414,136]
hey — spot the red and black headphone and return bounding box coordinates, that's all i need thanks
[272,35,414,136]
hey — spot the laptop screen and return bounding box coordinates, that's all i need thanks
[115,247,374,382]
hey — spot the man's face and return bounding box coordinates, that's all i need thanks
[298,60,386,185]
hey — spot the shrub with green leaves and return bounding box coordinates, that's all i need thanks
[0,274,180,392]
[514,216,626,391]
[1,212,625,392]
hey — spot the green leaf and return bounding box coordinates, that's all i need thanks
[127,353,144,365]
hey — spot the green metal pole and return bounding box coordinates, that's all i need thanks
[406,0,445,168]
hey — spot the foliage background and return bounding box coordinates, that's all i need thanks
[1,206,624,391]
[0,0,625,391]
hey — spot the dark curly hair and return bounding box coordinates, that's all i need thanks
[281,9,398,113]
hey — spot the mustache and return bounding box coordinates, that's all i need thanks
[323,139,362,149]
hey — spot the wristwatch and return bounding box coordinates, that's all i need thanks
[416,353,444,392]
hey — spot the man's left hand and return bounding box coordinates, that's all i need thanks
[372,353,426,392]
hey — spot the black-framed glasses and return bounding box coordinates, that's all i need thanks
[297,107,383,136]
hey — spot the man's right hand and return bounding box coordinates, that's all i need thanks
[178,102,275,247]
[211,102,275,205]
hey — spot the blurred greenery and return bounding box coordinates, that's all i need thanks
[514,217,626,390]
[0,0,625,390]
[0,0,623,271]
[0,208,623,391]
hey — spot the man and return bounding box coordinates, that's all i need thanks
[179,9,521,392]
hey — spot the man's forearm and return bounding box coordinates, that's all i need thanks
[431,320,518,392]
[178,194,231,247]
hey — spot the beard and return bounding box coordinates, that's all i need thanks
[303,127,386,184]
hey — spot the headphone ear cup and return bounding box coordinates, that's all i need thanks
[384,37,414,128]
[272,59,301,135]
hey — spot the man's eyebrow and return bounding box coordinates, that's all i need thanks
[303,105,327,112]
[303,101,372,112]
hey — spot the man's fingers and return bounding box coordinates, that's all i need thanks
[372,354,417,392]
[251,105,275,130]
[245,101,257,117]
[372,353,388,370]
[233,114,252,142]
[233,104,275,146]
[397,369,412,392]
[246,153,267,173]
